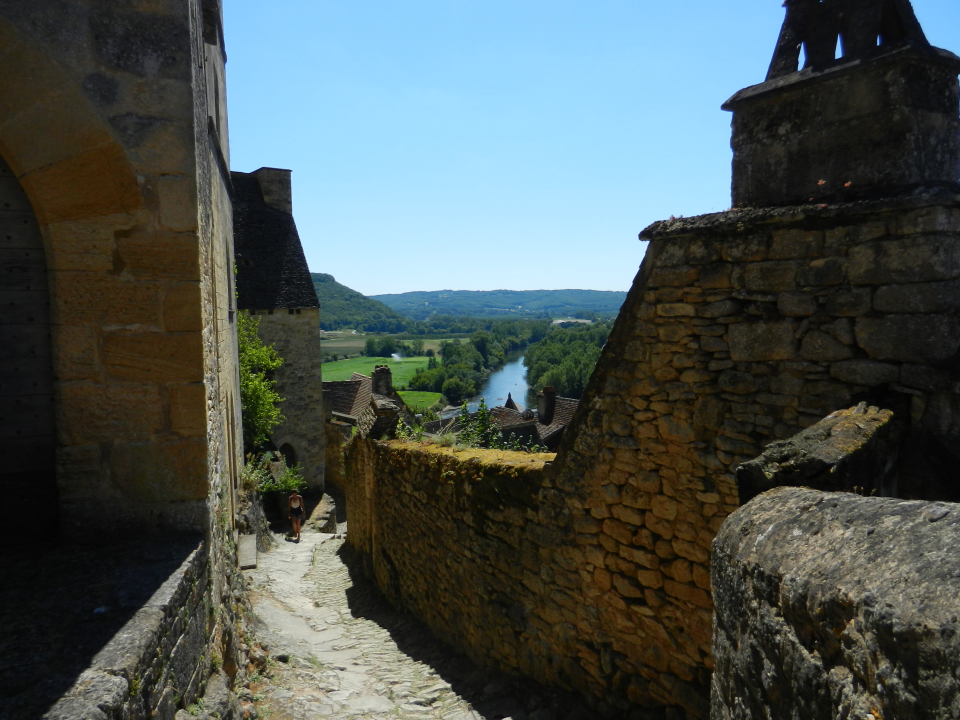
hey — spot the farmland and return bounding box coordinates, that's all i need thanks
[320,356,430,387]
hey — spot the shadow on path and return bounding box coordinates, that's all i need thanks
[334,542,664,720]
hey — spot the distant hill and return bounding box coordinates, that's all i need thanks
[370,289,627,321]
[311,273,407,332]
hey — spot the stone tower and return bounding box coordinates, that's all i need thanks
[233,168,326,491]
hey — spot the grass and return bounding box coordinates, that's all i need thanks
[397,391,443,410]
[320,334,458,359]
[321,356,430,386]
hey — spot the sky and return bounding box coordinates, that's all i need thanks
[223,1,960,296]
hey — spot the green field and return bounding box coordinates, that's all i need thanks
[321,356,430,386]
[320,334,460,359]
[397,391,443,410]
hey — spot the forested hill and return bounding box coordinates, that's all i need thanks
[311,273,407,332]
[370,289,627,320]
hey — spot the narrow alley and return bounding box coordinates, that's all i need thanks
[243,525,610,720]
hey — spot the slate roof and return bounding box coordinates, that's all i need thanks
[232,171,319,310]
[322,374,372,419]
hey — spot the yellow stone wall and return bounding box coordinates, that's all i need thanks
[0,0,242,541]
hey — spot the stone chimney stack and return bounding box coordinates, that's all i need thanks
[722,0,960,207]
[372,365,393,396]
[538,387,556,426]
[253,167,293,214]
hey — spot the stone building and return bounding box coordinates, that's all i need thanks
[323,365,414,440]
[0,1,251,716]
[0,0,242,543]
[233,168,325,491]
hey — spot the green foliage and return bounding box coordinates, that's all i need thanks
[455,400,545,453]
[370,289,627,320]
[241,453,306,494]
[311,272,407,332]
[524,320,612,399]
[238,312,284,450]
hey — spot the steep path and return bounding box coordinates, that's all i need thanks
[244,529,600,720]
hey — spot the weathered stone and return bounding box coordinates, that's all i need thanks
[720,236,767,262]
[873,279,960,314]
[699,263,732,289]
[728,321,796,362]
[698,299,740,318]
[796,257,845,286]
[657,303,697,317]
[736,404,896,503]
[825,287,872,316]
[776,293,817,317]
[848,236,960,285]
[829,360,899,386]
[744,262,797,292]
[798,330,853,361]
[713,488,960,720]
[768,229,823,260]
[855,314,960,362]
[717,371,756,395]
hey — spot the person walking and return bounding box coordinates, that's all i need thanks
[288,490,306,542]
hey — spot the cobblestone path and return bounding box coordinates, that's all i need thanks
[244,530,602,720]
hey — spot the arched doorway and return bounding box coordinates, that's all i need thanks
[279,443,297,468]
[0,154,56,542]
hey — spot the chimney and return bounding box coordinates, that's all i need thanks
[253,167,293,214]
[538,387,556,426]
[722,0,960,207]
[372,365,393,396]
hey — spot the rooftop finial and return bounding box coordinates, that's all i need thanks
[767,0,928,80]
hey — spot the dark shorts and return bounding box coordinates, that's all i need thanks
[290,507,304,519]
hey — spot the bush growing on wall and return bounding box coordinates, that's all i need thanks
[238,311,285,451]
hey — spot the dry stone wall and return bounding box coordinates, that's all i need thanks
[343,193,960,717]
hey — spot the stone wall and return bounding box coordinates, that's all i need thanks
[342,193,960,717]
[0,0,243,542]
[253,307,325,491]
[43,540,241,720]
[712,486,960,720]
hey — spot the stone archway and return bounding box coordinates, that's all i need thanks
[0,154,55,541]
[0,11,211,541]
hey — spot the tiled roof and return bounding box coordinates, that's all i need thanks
[349,373,373,418]
[537,397,579,445]
[323,380,363,418]
[232,171,319,310]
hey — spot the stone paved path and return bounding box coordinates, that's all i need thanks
[243,528,604,720]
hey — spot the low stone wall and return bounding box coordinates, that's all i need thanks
[712,487,960,719]
[342,441,612,700]
[43,541,239,720]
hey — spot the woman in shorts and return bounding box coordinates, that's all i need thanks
[287,491,306,542]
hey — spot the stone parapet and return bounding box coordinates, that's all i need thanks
[42,542,211,720]
[712,486,960,719]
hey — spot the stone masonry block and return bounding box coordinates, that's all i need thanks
[825,287,872,316]
[855,314,960,363]
[103,331,203,383]
[163,283,203,332]
[829,360,900,386]
[873,279,960,314]
[768,229,823,260]
[728,321,796,362]
[54,271,164,326]
[111,438,208,502]
[169,383,206,437]
[848,236,960,285]
[744,262,797,293]
[799,330,853,362]
[59,381,164,445]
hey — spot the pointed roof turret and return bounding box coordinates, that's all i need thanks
[504,393,519,411]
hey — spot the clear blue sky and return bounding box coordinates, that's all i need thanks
[224,1,960,296]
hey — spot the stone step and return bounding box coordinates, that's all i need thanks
[238,534,257,570]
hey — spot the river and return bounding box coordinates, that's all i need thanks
[442,351,530,417]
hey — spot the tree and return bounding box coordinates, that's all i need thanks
[364,337,377,356]
[441,376,467,404]
[411,338,425,356]
[238,312,284,451]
